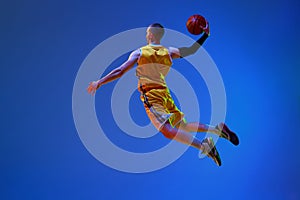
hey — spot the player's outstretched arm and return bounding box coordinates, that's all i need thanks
[178,32,209,57]
[170,23,210,59]
[87,50,139,95]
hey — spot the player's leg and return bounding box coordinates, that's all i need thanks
[165,98,221,136]
[176,121,220,134]
[164,92,239,146]
[160,122,221,166]
[160,122,202,150]
[142,91,211,151]
[176,121,239,146]
[142,98,222,165]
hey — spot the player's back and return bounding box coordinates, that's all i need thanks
[136,44,172,88]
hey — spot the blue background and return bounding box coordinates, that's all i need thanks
[1,0,299,199]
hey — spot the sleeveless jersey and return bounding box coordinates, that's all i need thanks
[136,45,172,89]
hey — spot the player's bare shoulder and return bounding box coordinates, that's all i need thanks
[129,49,141,61]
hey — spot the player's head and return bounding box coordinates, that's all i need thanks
[146,23,165,44]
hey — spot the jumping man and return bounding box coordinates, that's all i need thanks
[87,22,239,166]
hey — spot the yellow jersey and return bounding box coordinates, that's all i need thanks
[136,45,172,90]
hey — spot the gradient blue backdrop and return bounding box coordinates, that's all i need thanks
[1,0,299,199]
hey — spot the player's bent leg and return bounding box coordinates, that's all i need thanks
[160,122,202,150]
[176,121,239,146]
[177,121,239,144]
[160,122,222,166]
[176,121,219,134]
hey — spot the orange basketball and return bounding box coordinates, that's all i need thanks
[186,14,207,35]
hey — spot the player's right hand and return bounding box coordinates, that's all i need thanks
[202,21,210,36]
[87,81,100,95]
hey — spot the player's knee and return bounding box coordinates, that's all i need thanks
[160,124,176,139]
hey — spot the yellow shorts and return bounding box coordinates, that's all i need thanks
[140,88,185,130]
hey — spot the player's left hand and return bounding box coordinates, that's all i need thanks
[87,81,100,95]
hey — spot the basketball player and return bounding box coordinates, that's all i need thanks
[87,22,239,166]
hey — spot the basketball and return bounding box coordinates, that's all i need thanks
[186,14,208,35]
